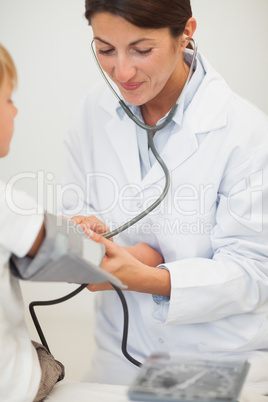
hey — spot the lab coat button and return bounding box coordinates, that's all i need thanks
[158,338,164,344]
[137,202,142,209]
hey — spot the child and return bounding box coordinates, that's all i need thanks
[0,44,125,402]
[0,42,161,402]
[0,43,66,402]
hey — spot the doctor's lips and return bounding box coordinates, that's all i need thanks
[119,82,143,91]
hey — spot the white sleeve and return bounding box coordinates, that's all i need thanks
[0,180,44,257]
[153,151,268,325]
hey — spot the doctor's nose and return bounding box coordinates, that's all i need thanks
[113,55,136,82]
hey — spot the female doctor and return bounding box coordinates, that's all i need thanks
[61,0,268,397]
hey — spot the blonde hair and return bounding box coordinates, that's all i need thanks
[0,44,18,92]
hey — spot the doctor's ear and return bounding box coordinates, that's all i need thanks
[180,17,197,50]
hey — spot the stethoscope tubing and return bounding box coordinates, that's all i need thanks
[90,37,198,133]
[91,36,198,238]
[30,35,198,369]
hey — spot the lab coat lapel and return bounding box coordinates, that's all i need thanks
[99,86,142,186]
[140,124,199,189]
[140,59,230,189]
[99,54,229,192]
[105,114,142,185]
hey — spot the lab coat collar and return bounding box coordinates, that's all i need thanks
[186,54,230,133]
[98,53,230,188]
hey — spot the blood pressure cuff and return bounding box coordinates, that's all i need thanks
[10,212,126,288]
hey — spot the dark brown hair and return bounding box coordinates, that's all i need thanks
[85,0,192,37]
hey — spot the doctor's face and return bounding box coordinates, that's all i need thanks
[0,79,18,157]
[91,12,185,106]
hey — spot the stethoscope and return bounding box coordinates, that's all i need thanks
[91,36,198,239]
[30,36,198,368]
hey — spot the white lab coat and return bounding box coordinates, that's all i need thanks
[61,53,268,392]
[0,180,43,402]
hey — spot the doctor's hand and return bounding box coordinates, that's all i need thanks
[124,243,164,266]
[82,229,170,296]
[71,215,112,239]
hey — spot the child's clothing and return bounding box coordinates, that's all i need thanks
[0,179,43,402]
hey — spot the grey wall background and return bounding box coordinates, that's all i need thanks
[0,0,267,381]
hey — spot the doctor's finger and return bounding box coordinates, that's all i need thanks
[84,228,117,255]
[70,215,85,224]
[79,216,111,235]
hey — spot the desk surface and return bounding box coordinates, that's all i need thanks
[45,380,268,402]
[45,381,129,402]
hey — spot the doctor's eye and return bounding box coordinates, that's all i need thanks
[135,48,152,55]
[98,48,115,55]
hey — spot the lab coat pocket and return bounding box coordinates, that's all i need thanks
[234,315,268,352]
[198,314,268,353]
